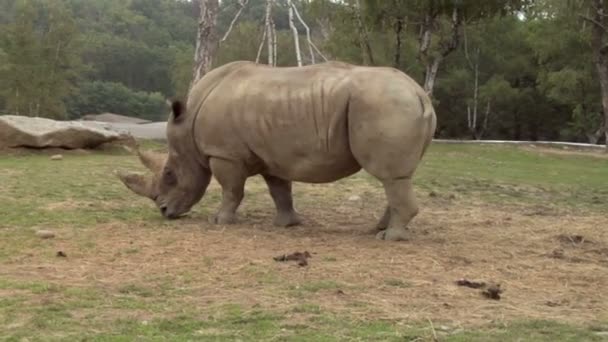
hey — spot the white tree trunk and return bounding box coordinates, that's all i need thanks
[220,0,248,45]
[264,0,274,66]
[420,7,461,96]
[288,0,302,66]
[255,27,267,64]
[271,16,277,66]
[290,2,315,64]
[191,0,219,90]
[424,58,441,94]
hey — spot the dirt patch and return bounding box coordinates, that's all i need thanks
[2,190,608,328]
[273,251,312,266]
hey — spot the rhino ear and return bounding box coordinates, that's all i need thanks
[115,171,155,199]
[170,100,184,120]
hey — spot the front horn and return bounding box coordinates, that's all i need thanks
[115,170,156,199]
[123,137,166,175]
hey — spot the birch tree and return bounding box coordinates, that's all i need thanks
[191,0,219,88]
[256,0,277,66]
[582,0,608,149]
[463,22,490,140]
[255,0,326,67]
[191,0,249,89]
[288,0,303,66]
[354,0,375,65]
[363,0,529,96]
[291,1,328,64]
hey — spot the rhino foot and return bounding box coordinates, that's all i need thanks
[209,212,238,225]
[273,211,302,227]
[375,228,409,241]
[375,206,391,230]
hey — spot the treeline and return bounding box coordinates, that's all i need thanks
[0,0,604,144]
[0,0,198,121]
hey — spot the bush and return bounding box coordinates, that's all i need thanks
[66,81,168,121]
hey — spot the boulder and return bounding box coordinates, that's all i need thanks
[84,121,168,140]
[80,113,152,124]
[0,115,127,149]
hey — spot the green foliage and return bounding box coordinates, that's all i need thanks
[0,0,604,143]
[169,42,195,100]
[65,81,167,121]
[0,0,195,119]
[0,0,83,119]
[528,2,601,142]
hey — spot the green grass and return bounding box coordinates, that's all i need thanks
[413,144,608,210]
[2,143,607,229]
[1,142,607,340]
[448,320,608,341]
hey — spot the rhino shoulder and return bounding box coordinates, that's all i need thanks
[191,61,255,91]
[187,61,256,110]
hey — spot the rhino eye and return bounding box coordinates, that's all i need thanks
[163,169,177,185]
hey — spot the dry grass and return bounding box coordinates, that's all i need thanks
[2,179,607,328]
[1,143,608,339]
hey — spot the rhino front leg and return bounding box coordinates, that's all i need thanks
[262,174,302,227]
[209,158,247,225]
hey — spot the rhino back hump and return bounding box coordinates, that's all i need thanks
[195,64,360,181]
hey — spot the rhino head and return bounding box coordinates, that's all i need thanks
[116,100,212,219]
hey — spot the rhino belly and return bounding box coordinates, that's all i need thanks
[261,146,361,183]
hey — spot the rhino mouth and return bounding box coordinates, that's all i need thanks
[159,205,190,220]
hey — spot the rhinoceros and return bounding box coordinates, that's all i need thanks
[117,61,437,241]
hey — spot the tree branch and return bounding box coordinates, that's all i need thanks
[463,18,474,71]
[291,1,317,64]
[440,6,461,58]
[271,15,277,66]
[288,0,302,66]
[255,25,267,64]
[220,0,248,44]
[580,13,608,33]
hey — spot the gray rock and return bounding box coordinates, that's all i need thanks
[35,230,55,239]
[50,154,63,160]
[80,113,152,124]
[0,115,126,149]
[82,121,167,140]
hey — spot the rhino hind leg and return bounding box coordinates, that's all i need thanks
[375,177,419,241]
[262,174,302,227]
[375,206,391,231]
[208,158,247,225]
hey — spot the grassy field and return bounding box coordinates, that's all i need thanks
[1,142,608,341]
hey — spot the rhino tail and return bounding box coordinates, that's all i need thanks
[418,91,435,119]
[417,92,437,160]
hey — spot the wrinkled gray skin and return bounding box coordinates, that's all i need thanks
[117,61,437,241]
